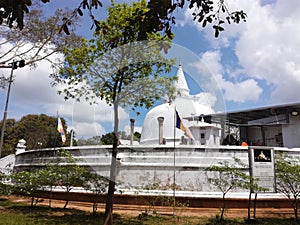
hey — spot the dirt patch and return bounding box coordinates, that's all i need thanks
[4,195,296,219]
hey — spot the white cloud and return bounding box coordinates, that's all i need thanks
[215,75,263,102]
[72,122,106,139]
[0,55,130,138]
[196,50,263,103]
[198,51,223,75]
[233,0,300,104]
[5,0,300,140]
[55,99,130,138]
[195,92,217,108]
[183,0,300,106]
[13,61,60,105]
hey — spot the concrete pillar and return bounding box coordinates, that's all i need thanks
[261,126,266,146]
[157,117,164,145]
[220,118,225,143]
[130,118,135,145]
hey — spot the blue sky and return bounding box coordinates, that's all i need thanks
[1,0,300,139]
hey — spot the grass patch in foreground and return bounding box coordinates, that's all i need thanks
[0,198,299,225]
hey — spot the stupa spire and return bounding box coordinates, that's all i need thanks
[174,64,190,96]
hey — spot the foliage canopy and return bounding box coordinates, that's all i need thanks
[51,2,176,224]
[276,152,300,220]
[52,1,176,112]
[207,157,264,221]
[0,114,69,156]
[0,0,246,38]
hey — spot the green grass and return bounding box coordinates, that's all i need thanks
[0,198,299,225]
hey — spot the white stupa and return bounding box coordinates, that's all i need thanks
[140,65,220,146]
[173,65,213,118]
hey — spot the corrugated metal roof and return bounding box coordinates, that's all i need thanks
[206,102,300,125]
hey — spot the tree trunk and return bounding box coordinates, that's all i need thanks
[63,200,69,209]
[253,192,257,219]
[104,101,119,225]
[247,192,258,220]
[103,147,117,225]
[34,198,40,206]
[30,196,34,207]
[63,189,70,209]
[293,204,298,220]
[247,192,251,220]
[49,185,53,208]
[93,202,98,215]
[220,192,226,221]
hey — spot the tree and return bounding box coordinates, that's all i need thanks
[11,149,88,209]
[51,1,176,224]
[37,165,58,208]
[0,1,246,38]
[48,149,88,209]
[100,131,140,145]
[133,131,141,141]
[206,158,262,221]
[275,152,300,220]
[11,170,43,207]
[0,171,11,195]
[0,114,69,155]
[0,118,18,157]
[100,132,114,145]
[76,131,141,146]
[83,171,108,215]
[14,114,68,149]
[77,135,102,146]
[0,5,82,87]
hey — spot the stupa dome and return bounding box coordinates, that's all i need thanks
[140,65,216,146]
[140,103,184,145]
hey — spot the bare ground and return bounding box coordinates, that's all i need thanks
[5,195,296,219]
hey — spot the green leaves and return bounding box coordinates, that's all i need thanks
[54,2,175,114]
[0,0,31,29]
[10,149,103,209]
[213,24,224,38]
[57,0,104,35]
[275,152,300,219]
[206,157,265,221]
[14,114,68,149]
[207,157,263,194]
[1,0,245,40]
[0,171,11,195]
[11,170,43,201]
[0,114,70,155]
[190,0,247,38]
